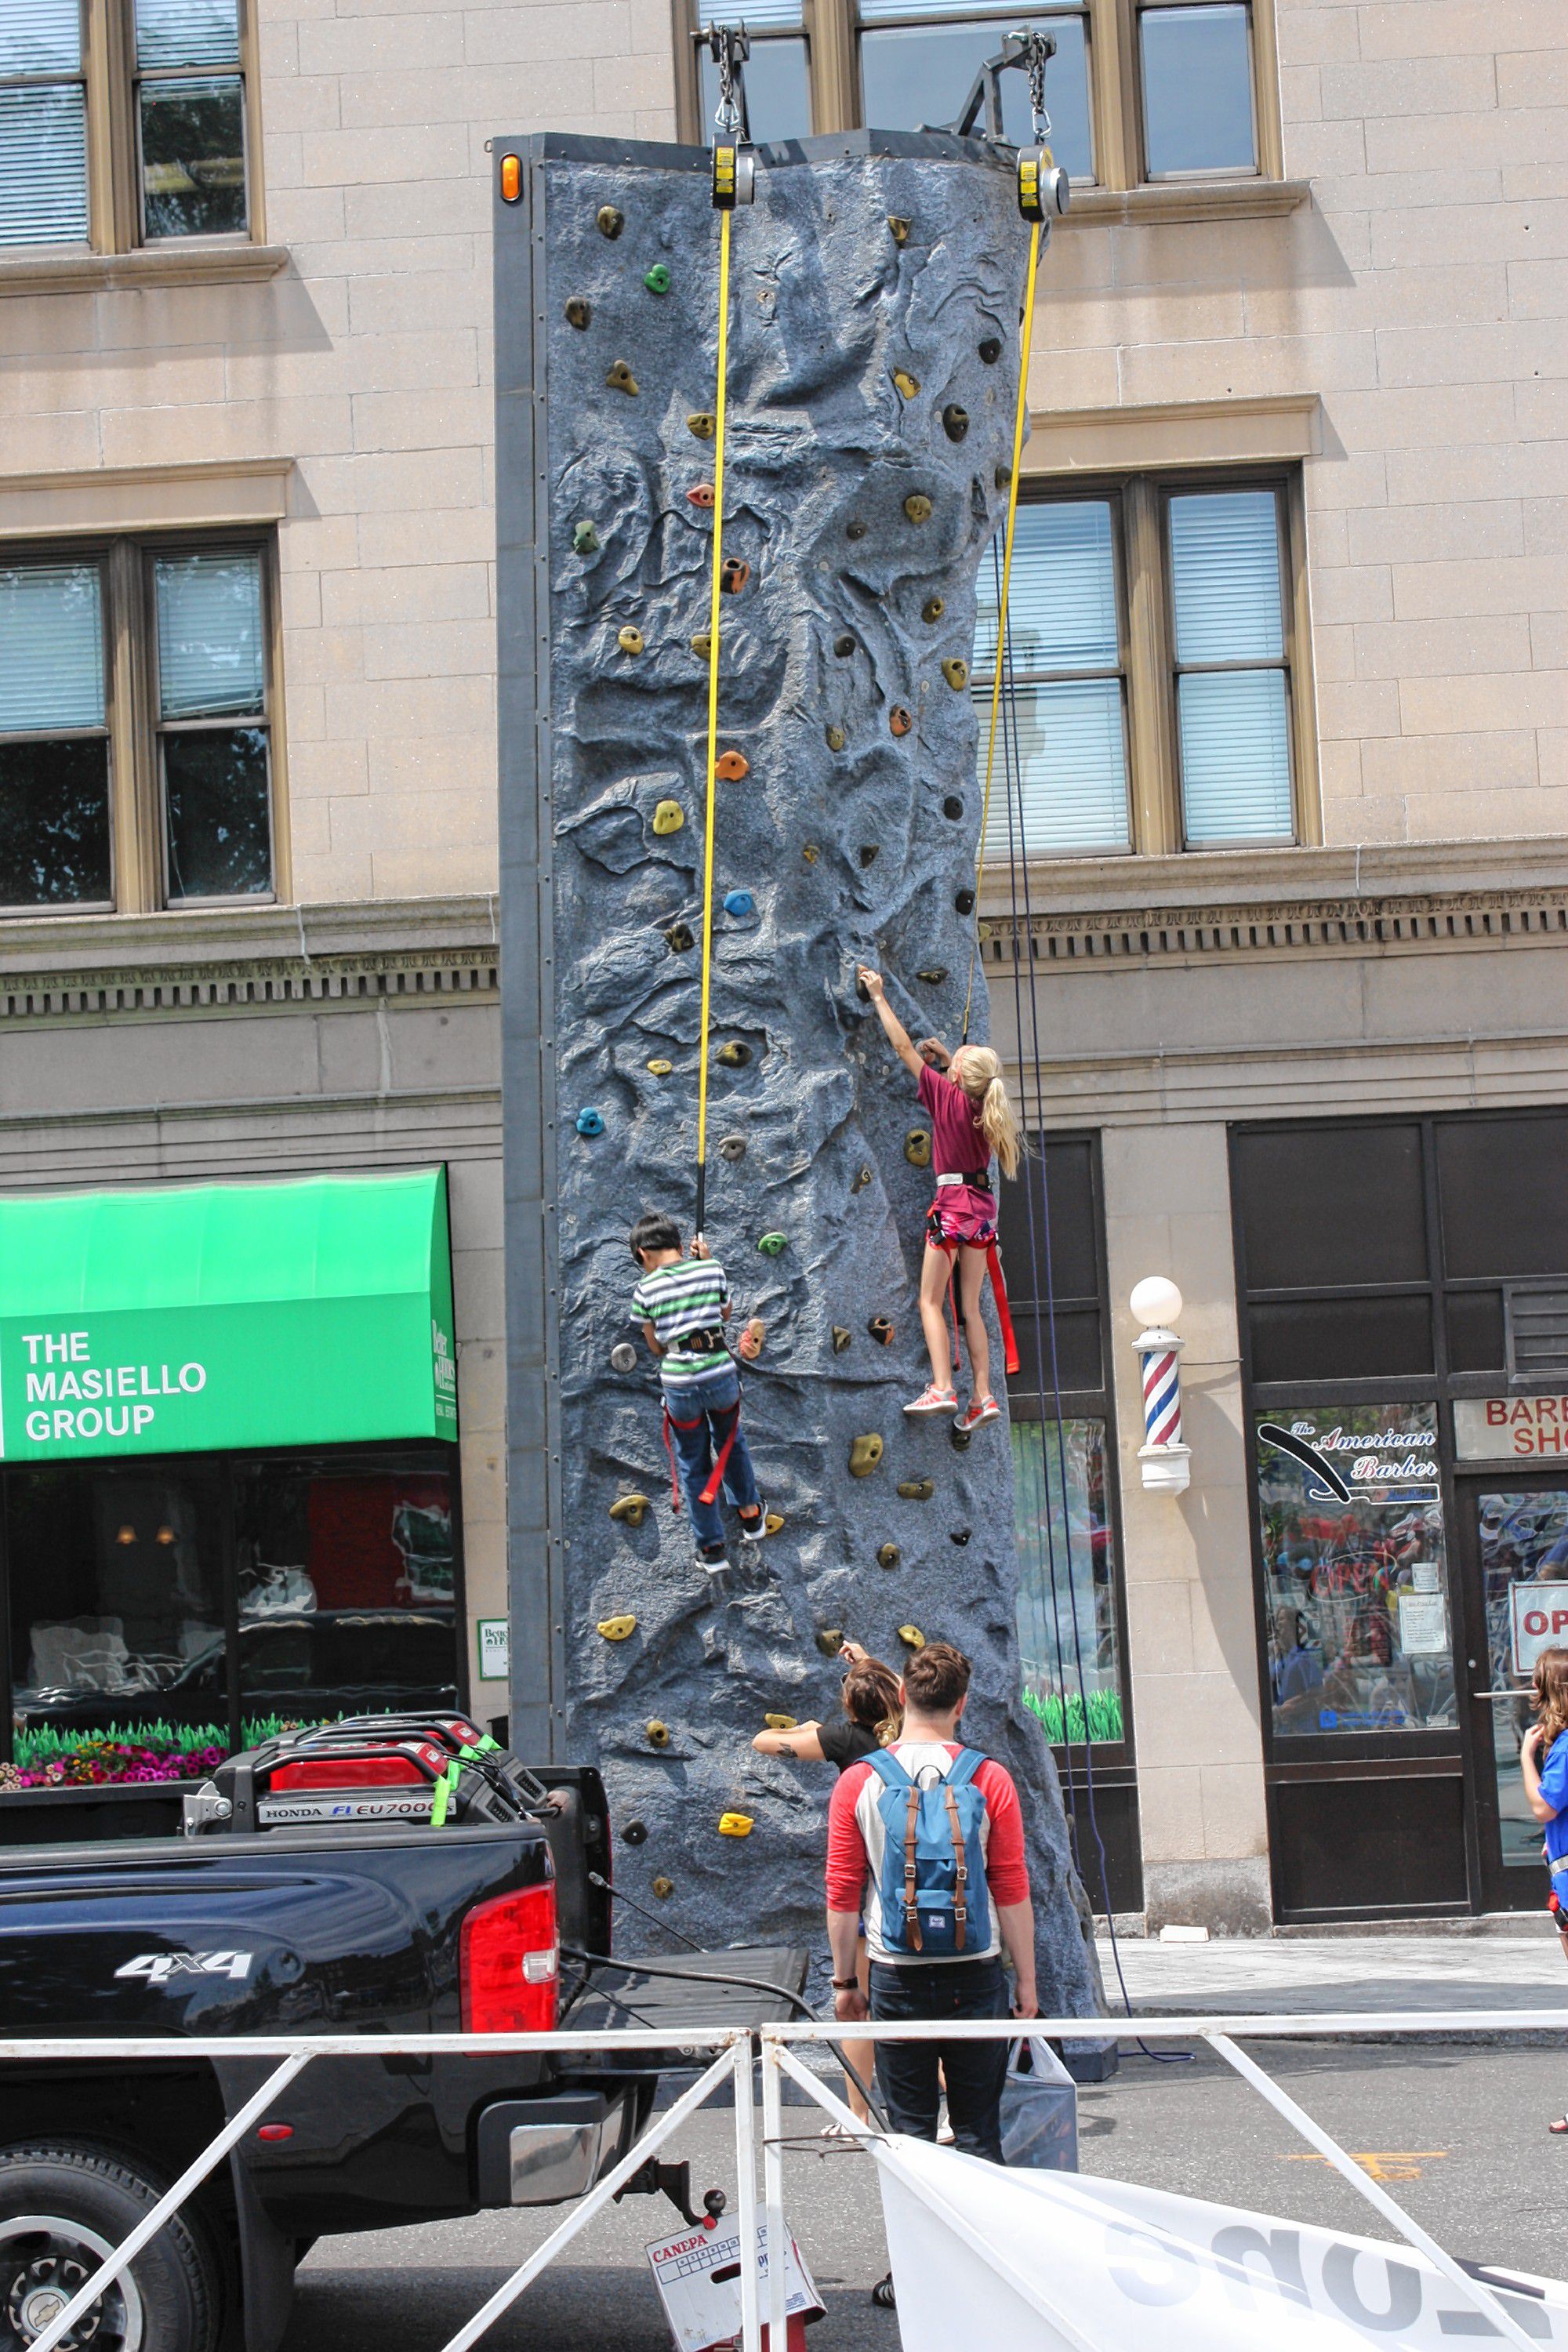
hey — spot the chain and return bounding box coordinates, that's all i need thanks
[712,23,743,135]
[1022,25,1051,143]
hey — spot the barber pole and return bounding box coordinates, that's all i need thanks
[1129,1276,1192,1494]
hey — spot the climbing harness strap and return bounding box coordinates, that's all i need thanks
[935,1169,993,1191]
[662,1392,743,1512]
[924,1212,1021,1380]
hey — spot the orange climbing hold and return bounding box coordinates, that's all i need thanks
[720,556,750,594]
[715,750,750,781]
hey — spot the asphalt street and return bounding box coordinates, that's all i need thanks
[287,2038,1568,2352]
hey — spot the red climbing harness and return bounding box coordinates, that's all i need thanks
[662,1392,743,1512]
[924,1179,1021,1380]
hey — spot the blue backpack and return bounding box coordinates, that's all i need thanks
[866,1748,989,1957]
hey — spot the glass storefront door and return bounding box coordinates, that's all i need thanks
[1457,1473,1568,1914]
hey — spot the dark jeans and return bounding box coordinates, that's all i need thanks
[869,1954,1011,2163]
[664,1363,760,1547]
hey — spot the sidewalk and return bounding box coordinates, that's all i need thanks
[1096,1929,1568,2018]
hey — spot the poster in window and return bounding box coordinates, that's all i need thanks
[1254,1403,1454,1736]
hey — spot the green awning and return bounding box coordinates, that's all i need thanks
[0,1168,456,1462]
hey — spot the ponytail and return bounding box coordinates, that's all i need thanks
[953,1045,1022,1179]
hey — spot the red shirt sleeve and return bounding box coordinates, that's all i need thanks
[975,1760,1029,1906]
[826,1762,873,1911]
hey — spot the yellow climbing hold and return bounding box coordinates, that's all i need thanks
[923,596,946,623]
[618,626,644,655]
[905,493,933,524]
[897,1477,935,1501]
[826,724,845,752]
[764,1511,785,1535]
[609,1494,651,1526]
[652,800,684,836]
[942,658,970,690]
[887,215,911,244]
[688,411,715,439]
[647,1720,670,1748]
[597,1615,637,1641]
[893,369,920,399]
[718,1812,754,1838]
[898,1624,927,1650]
[815,1628,844,1655]
[606,360,638,394]
[691,633,713,659]
[652,1875,674,1897]
[877,1543,901,1569]
[849,1433,884,1478]
[905,1129,932,1169]
[764,1713,798,1730]
[803,842,820,864]
[646,1057,673,1076]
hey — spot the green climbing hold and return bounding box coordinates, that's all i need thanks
[826,724,845,752]
[905,494,932,524]
[877,1544,900,1570]
[831,1326,851,1352]
[923,597,946,623]
[942,658,969,690]
[606,359,638,394]
[572,520,600,555]
[564,297,591,329]
[897,1477,935,1501]
[950,1421,972,1453]
[717,1040,752,1068]
[757,1231,788,1255]
[644,262,670,293]
[942,404,970,443]
[849,1433,884,1477]
[905,1129,931,1169]
[665,921,695,952]
[815,1628,844,1656]
[597,204,623,238]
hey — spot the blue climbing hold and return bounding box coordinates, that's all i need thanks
[576,1108,605,1138]
[724,890,754,918]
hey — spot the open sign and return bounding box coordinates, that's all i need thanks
[1510,1581,1568,1674]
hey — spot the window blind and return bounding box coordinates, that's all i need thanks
[1178,670,1291,844]
[135,0,240,69]
[0,0,82,74]
[0,564,104,733]
[0,82,87,244]
[1169,488,1293,843]
[1169,489,1283,662]
[1139,2,1255,177]
[980,678,1131,857]
[154,550,263,719]
[976,501,1119,677]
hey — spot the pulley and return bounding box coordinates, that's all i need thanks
[1017,143,1069,223]
[713,138,755,209]
[708,24,755,209]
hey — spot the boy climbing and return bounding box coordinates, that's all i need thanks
[857,969,1021,1428]
[630,1211,769,1567]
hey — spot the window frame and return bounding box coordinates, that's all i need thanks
[1162,477,1296,852]
[983,465,1316,861]
[672,0,1282,193]
[0,524,285,917]
[2,0,265,259]
[0,546,118,913]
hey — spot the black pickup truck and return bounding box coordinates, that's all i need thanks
[0,1714,807,2352]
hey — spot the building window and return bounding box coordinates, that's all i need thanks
[679,0,1277,191]
[0,0,258,253]
[979,473,1310,860]
[0,533,278,914]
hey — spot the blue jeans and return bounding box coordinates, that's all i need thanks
[869,1955,1011,2162]
[665,1363,760,1547]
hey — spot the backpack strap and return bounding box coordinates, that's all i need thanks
[944,1747,986,1791]
[902,1786,924,1955]
[865,1749,913,1789]
[942,1783,970,1953]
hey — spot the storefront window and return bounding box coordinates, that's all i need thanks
[1255,1403,1455,1737]
[1475,1489,1568,1868]
[1013,1418,1123,1743]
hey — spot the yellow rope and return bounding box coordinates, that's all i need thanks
[962,214,1042,1043]
[694,203,733,1231]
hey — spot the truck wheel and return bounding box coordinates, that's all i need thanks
[0,2144,216,2352]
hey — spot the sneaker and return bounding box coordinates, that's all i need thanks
[698,1540,728,1570]
[903,1385,959,1417]
[738,1502,771,1544]
[936,2106,956,2146]
[954,1395,1002,1432]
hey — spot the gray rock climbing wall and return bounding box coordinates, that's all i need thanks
[496,130,1101,2020]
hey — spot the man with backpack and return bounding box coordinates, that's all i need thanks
[824,1640,1037,2165]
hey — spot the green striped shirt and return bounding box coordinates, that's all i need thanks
[632,1258,733,1392]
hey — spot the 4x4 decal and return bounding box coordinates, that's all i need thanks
[114,1949,254,1984]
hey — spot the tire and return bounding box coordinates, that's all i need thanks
[0,2143,216,2352]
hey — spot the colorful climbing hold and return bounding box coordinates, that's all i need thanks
[831,1326,851,1352]
[916,967,949,984]
[688,481,716,510]
[622,1819,648,1844]
[826,724,845,752]
[718,1812,753,1838]
[905,1129,931,1168]
[576,1107,605,1137]
[904,494,933,524]
[691,633,712,659]
[718,1133,746,1161]
[715,750,750,781]
[665,921,695,952]
[720,556,750,594]
[858,844,879,867]
[688,411,715,439]
[597,204,624,238]
[764,1511,785,1534]
[889,706,913,738]
[979,336,1002,364]
[757,1231,788,1255]
[949,1530,971,1546]
[652,800,684,836]
[618,625,644,655]
[942,658,969,690]
[608,1494,650,1527]
[942,404,970,443]
[955,886,975,915]
[923,596,946,623]
[868,1314,895,1346]
[897,1476,935,1501]
[898,1624,927,1649]
[877,1544,900,1570]
[802,842,820,864]
[893,369,921,400]
[887,214,911,244]
[738,1316,765,1360]
[995,464,1011,490]
[597,1614,637,1640]
[652,1875,674,1897]
[847,520,866,541]
[833,635,855,659]
[605,359,638,394]
[764,1712,798,1731]
[942,794,964,819]
[724,889,754,917]
[849,1433,884,1477]
[717,1040,752,1068]
[815,1628,844,1655]
[950,1422,972,1453]
[609,1341,637,1374]
[644,262,670,293]
[572,520,600,554]
[852,1164,874,1192]
[648,1059,675,1079]
[647,1721,670,1748]
[564,298,591,329]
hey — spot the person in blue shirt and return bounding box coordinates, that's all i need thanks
[1521,1643,1568,2131]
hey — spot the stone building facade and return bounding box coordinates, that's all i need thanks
[1,0,1563,1926]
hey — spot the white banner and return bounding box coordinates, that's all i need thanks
[879,2140,1567,2349]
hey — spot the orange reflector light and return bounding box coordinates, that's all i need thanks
[500,154,521,202]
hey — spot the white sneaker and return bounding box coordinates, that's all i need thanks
[739,1502,771,1544]
[954,1395,1002,1432]
[904,1384,959,1417]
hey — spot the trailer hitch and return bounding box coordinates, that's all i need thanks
[615,2156,728,2230]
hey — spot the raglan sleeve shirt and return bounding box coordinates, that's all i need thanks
[825,1748,1030,1959]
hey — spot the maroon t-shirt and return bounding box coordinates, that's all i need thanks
[918,1062,988,1178]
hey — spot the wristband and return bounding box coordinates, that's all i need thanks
[830,1977,859,1991]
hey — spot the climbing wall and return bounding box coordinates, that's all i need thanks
[495,130,1102,2023]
